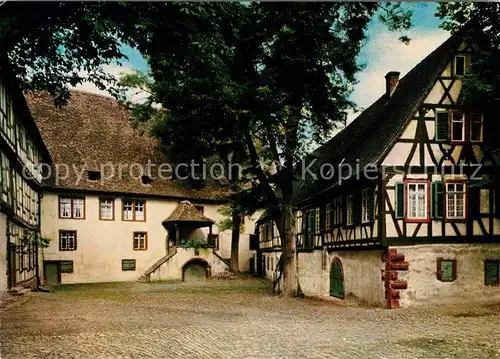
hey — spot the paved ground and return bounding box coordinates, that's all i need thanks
[1,278,500,359]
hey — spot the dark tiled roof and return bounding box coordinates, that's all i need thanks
[162,200,214,225]
[295,30,465,205]
[26,90,231,201]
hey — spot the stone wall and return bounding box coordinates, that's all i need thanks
[298,249,386,307]
[396,243,500,307]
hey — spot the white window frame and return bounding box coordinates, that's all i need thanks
[406,182,429,221]
[346,195,354,226]
[361,189,372,224]
[99,198,114,220]
[122,199,146,221]
[451,112,465,142]
[470,113,483,143]
[446,182,467,220]
[133,232,147,250]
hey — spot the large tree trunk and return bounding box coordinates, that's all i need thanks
[279,197,297,297]
[230,212,241,273]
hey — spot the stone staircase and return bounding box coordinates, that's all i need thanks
[138,247,178,283]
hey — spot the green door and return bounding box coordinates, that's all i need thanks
[44,262,60,285]
[330,259,344,298]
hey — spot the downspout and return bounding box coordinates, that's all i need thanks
[35,191,43,289]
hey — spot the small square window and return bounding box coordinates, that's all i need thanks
[437,259,456,282]
[60,261,74,273]
[88,171,101,181]
[485,260,500,286]
[59,231,77,251]
[122,259,136,271]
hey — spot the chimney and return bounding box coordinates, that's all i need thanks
[385,71,400,98]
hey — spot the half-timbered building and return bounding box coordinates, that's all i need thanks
[256,28,500,308]
[0,59,50,293]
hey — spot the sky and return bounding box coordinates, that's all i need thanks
[75,2,450,126]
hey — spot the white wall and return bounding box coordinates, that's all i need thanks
[40,192,254,283]
[149,248,228,281]
[298,249,386,307]
[397,243,500,307]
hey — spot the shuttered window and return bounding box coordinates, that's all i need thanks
[431,181,444,219]
[437,259,456,282]
[60,261,74,273]
[122,259,136,271]
[395,182,405,219]
[484,260,499,286]
[435,111,450,142]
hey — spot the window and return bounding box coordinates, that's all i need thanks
[141,175,153,185]
[451,112,465,142]
[122,199,146,221]
[333,196,343,226]
[59,231,77,251]
[346,195,354,226]
[325,203,332,230]
[271,257,274,270]
[295,211,303,234]
[407,181,429,221]
[122,259,136,271]
[484,260,500,286]
[60,261,74,273]
[314,207,321,234]
[59,196,85,219]
[87,171,101,181]
[194,205,204,214]
[470,113,483,142]
[361,189,374,224]
[266,256,269,270]
[99,198,114,220]
[437,259,457,282]
[454,55,466,76]
[133,232,148,250]
[446,182,466,220]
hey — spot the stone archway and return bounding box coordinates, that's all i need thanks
[329,257,344,299]
[182,258,211,282]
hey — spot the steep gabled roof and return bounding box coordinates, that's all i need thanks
[26,90,231,201]
[162,200,215,227]
[295,30,465,205]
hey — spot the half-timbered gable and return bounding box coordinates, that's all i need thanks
[256,28,500,308]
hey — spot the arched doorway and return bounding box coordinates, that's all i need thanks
[182,259,211,282]
[330,258,344,299]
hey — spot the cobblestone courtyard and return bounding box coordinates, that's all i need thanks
[1,278,500,359]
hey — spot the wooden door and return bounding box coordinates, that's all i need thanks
[8,244,16,288]
[44,262,60,285]
[330,259,344,299]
